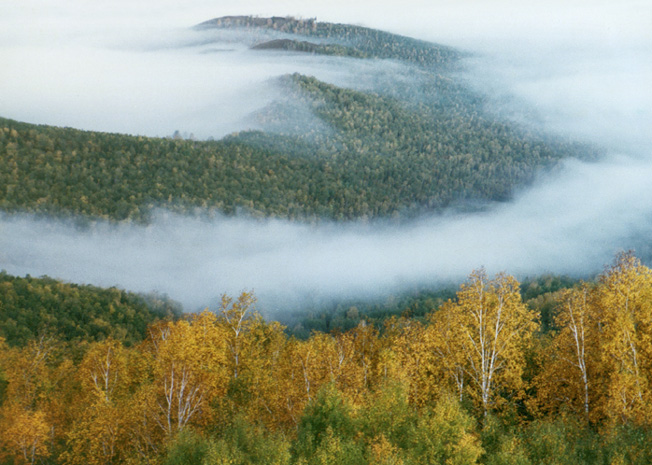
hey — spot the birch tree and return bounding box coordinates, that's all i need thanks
[145,311,229,436]
[443,269,538,417]
[0,407,50,465]
[535,285,604,423]
[61,339,133,465]
[219,292,256,380]
[595,252,652,424]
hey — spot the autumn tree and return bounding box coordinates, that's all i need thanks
[378,317,432,407]
[233,317,289,429]
[61,339,133,465]
[427,306,468,403]
[138,311,230,440]
[268,332,352,429]
[348,320,379,392]
[219,292,256,380]
[534,284,604,423]
[0,336,60,464]
[440,269,539,417]
[594,253,652,425]
[0,406,50,465]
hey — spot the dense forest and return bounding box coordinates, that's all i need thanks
[196,16,461,68]
[0,272,180,351]
[0,16,594,224]
[2,253,652,464]
[251,39,367,58]
[0,90,588,223]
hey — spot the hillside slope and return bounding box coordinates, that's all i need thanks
[0,17,594,222]
[0,271,180,348]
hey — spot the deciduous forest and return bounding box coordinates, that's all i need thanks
[2,254,652,464]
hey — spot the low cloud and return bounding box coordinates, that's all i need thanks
[1,0,651,312]
[3,154,652,312]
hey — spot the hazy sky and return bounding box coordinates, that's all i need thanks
[1,1,651,312]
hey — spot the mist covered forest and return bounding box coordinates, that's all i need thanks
[2,7,652,465]
[0,44,589,223]
[0,16,597,223]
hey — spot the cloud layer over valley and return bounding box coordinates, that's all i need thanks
[1,0,651,311]
[3,154,652,312]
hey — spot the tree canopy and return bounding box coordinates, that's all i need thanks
[2,257,652,464]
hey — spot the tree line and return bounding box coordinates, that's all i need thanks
[2,253,652,464]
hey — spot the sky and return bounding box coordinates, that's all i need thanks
[1,1,651,312]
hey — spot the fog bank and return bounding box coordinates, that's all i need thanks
[3,153,652,311]
[2,1,649,140]
[1,1,651,311]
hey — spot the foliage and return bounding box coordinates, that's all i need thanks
[433,270,539,417]
[197,15,461,68]
[293,384,358,459]
[532,253,652,426]
[404,394,483,465]
[0,271,180,349]
[204,416,291,465]
[252,39,367,58]
[1,257,652,463]
[162,430,210,465]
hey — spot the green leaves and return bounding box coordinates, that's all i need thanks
[0,272,179,349]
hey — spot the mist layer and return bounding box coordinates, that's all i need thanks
[3,153,652,311]
[1,1,651,311]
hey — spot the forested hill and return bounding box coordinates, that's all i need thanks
[196,15,461,67]
[0,18,595,223]
[0,272,181,349]
[0,89,591,223]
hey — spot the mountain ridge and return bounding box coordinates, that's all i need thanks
[0,17,596,223]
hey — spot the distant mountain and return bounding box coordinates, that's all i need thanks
[0,16,594,223]
[196,15,461,67]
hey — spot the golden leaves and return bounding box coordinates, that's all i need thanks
[433,270,539,416]
[535,253,652,425]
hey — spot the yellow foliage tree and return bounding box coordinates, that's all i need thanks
[235,317,289,429]
[270,333,344,428]
[144,311,230,437]
[0,335,57,409]
[61,402,126,465]
[534,284,605,423]
[440,269,538,417]
[594,253,652,424]
[379,317,432,407]
[61,339,134,465]
[348,320,380,393]
[0,336,63,464]
[427,306,468,402]
[78,338,130,403]
[0,406,50,465]
[218,292,257,380]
